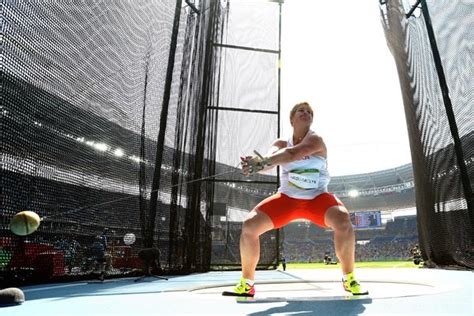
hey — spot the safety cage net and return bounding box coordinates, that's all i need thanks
[1,0,281,286]
[380,0,473,269]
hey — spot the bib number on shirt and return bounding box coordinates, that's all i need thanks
[288,169,320,190]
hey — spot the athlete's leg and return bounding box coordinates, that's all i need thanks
[324,205,354,274]
[303,194,366,294]
[240,209,274,281]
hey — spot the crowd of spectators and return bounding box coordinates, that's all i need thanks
[210,215,419,264]
[283,236,417,263]
[281,215,418,263]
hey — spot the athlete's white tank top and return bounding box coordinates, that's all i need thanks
[278,130,331,200]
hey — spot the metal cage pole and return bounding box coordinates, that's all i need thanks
[147,0,183,248]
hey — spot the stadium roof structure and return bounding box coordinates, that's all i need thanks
[329,163,415,211]
[329,163,414,197]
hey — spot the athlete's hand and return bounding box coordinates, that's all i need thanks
[240,151,271,176]
[240,155,257,176]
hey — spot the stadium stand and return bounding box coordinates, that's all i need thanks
[282,215,418,263]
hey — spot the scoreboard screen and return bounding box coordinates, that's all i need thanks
[350,211,382,228]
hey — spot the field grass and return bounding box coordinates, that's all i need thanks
[285,261,420,269]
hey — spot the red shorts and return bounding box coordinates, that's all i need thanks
[255,192,344,229]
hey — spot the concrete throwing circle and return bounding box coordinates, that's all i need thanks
[188,279,457,302]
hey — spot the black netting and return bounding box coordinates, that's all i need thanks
[1,0,231,285]
[380,0,473,269]
[209,0,281,269]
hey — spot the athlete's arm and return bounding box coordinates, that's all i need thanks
[267,139,287,156]
[260,139,287,172]
[241,139,286,176]
[266,134,326,166]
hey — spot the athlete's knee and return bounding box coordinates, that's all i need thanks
[326,207,352,232]
[340,215,353,233]
[241,210,272,238]
[336,212,353,232]
[241,218,262,238]
[241,222,258,239]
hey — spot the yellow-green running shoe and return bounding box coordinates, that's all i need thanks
[343,273,368,295]
[233,277,255,297]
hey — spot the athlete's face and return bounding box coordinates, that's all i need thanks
[291,105,313,126]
